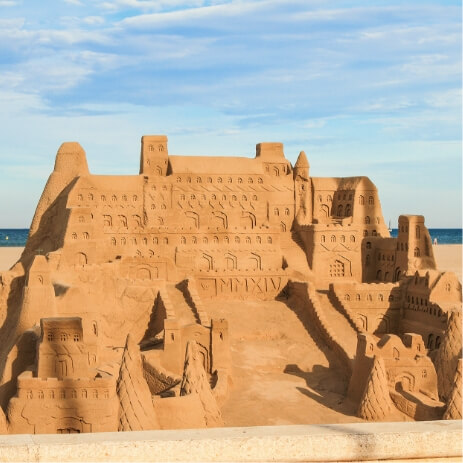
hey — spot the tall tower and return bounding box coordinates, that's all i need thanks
[294,151,312,224]
[140,135,169,176]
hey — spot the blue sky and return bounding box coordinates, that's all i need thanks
[0,0,461,228]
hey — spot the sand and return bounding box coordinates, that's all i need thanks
[0,247,23,271]
[0,245,460,279]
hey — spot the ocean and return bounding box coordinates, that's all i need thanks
[0,228,461,247]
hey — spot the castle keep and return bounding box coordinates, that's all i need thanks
[0,135,460,434]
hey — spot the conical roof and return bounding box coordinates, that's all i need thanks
[295,151,309,169]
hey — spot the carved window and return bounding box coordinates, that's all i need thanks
[331,235,336,242]
[274,208,279,216]
[49,390,54,399]
[256,236,261,244]
[74,334,80,342]
[202,237,208,244]
[207,177,212,183]
[246,236,251,244]
[356,294,361,301]
[235,236,240,243]
[389,295,394,302]
[242,195,247,201]
[238,178,243,184]
[78,194,83,201]
[327,195,332,202]
[85,192,93,201]
[340,235,345,243]
[177,177,181,183]
[101,195,106,202]
[93,390,98,398]
[224,236,229,244]
[104,390,109,399]
[343,194,346,200]
[60,333,67,342]
[350,235,355,242]
[211,194,216,200]
[222,195,227,200]
[163,237,168,244]
[365,216,370,224]
[187,177,191,183]
[367,294,372,301]
[27,391,32,399]
[232,195,237,201]
[71,389,77,398]
[213,236,219,244]
[82,389,87,398]
[337,205,343,216]
[267,236,272,244]
[79,216,85,223]
[191,194,196,200]
[359,195,364,205]
[366,242,371,249]
[258,178,263,183]
[338,193,342,200]
[217,177,222,183]
[122,195,127,201]
[368,196,374,205]
[378,294,383,301]
[112,195,117,202]
[285,208,290,216]
[161,204,166,209]
[349,194,352,200]
[131,237,137,245]
[196,177,202,183]
[321,235,325,243]
[121,237,126,245]
[72,233,77,240]
[344,294,350,301]
[248,177,253,183]
[192,236,197,244]
[83,232,89,240]
[414,247,420,257]
[318,195,322,202]
[445,283,451,292]
[253,195,257,200]
[60,390,65,399]
[181,236,186,244]
[363,230,368,237]
[47,333,53,341]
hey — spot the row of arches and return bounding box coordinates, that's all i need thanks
[176,175,264,184]
[344,293,394,302]
[25,388,110,400]
[321,234,355,243]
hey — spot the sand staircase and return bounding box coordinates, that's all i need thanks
[165,283,199,326]
[315,291,358,361]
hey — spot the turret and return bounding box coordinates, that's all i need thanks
[140,135,168,176]
[256,142,291,177]
[396,215,436,275]
[53,142,89,177]
[293,150,309,180]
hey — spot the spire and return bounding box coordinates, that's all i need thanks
[295,150,309,169]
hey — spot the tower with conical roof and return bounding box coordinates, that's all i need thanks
[294,151,312,224]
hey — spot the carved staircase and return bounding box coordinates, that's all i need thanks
[166,284,199,326]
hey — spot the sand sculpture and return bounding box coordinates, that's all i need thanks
[0,135,460,434]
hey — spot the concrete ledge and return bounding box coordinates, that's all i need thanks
[0,420,461,462]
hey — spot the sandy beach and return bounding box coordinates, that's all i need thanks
[0,245,461,281]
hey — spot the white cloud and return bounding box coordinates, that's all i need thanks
[63,0,83,5]
[0,0,18,6]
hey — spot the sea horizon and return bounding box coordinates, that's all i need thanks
[0,227,461,247]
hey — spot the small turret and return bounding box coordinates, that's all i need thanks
[294,150,309,180]
[140,135,169,176]
[53,142,89,177]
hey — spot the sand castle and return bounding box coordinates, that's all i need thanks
[0,136,460,434]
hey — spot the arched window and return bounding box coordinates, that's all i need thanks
[196,177,202,183]
[368,196,374,205]
[192,236,197,244]
[176,177,181,183]
[217,177,222,183]
[344,294,350,301]
[365,216,370,224]
[224,236,229,244]
[359,195,364,205]
[47,332,53,341]
[414,247,420,257]
[238,177,243,183]
[366,242,371,249]
[267,236,272,244]
[321,235,325,243]
[256,236,261,244]
[337,205,343,216]
[180,236,186,244]
[258,177,263,183]
[350,235,355,242]
[38,390,44,399]
[378,294,383,301]
[202,237,208,244]
[246,236,251,244]
[285,208,290,216]
[213,236,219,244]
[235,236,240,243]
[345,204,351,216]
[207,177,212,183]
[72,233,77,240]
[340,235,345,242]
[331,235,336,242]
[274,208,279,216]
[415,225,420,238]
[248,177,253,183]
[356,294,361,301]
